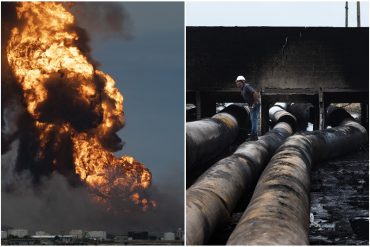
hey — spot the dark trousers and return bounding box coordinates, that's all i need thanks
[250,103,260,136]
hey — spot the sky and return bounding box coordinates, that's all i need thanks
[186,1,369,27]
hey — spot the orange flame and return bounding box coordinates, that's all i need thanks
[6,2,154,210]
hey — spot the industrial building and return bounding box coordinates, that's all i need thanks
[0,227,184,245]
[30,235,74,244]
[186,23,368,245]
[186,27,368,131]
[86,231,107,240]
[163,232,175,240]
[176,228,184,241]
[34,231,49,236]
[69,229,84,239]
[7,229,29,238]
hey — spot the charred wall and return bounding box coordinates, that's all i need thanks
[187,27,369,91]
[186,27,369,131]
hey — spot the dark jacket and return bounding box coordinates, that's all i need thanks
[241,83,260,106]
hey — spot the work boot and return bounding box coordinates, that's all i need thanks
[250,134,258,141]
[246,134,258,142]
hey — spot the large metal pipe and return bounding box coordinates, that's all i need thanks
[286,103,314,131]
[270,102,313,131]
[227,107,367,245]
[186,104,250,173]
[269,104,297,131]
[326,105,354,127]
[186,106,297,245]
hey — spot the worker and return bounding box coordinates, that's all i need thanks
[235,75,261,141]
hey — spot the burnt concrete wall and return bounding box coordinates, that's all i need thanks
[187,27,369,91]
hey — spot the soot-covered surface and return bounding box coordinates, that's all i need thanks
[309,146,369,245]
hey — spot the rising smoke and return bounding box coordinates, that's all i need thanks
[69,2,134,41]
[1,2,183,233]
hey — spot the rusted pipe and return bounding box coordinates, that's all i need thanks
[227,107,367,245]
[269,104,297,131]
[186,104,250,173]
[269,102,311,131]
[186,106,296,245]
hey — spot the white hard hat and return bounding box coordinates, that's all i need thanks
[236,75,245,81]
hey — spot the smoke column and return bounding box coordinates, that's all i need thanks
[2,1,157,227]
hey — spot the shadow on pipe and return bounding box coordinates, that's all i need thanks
[287,103,314,131]
[227,106,367,245]
[269,104,297,132]
[186,105,297,245]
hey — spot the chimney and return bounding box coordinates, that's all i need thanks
[357,1,361,27]
[345,2,348,27]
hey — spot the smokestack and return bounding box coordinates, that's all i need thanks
[357,1,361,27]
[345,1,348,27]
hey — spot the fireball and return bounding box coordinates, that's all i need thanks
[6,2,155,211]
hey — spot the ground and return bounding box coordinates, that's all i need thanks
[309,144,369,245]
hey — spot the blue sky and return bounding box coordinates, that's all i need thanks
[186,1,369,27]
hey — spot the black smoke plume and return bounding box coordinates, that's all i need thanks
[1,2,124,183]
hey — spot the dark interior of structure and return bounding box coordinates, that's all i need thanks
[186,27,368,131]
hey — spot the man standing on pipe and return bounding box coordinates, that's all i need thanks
[235,75,261,140]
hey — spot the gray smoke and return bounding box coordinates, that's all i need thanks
[2,160,183,234]
[2,112,182,233]
[69,2,134,41]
